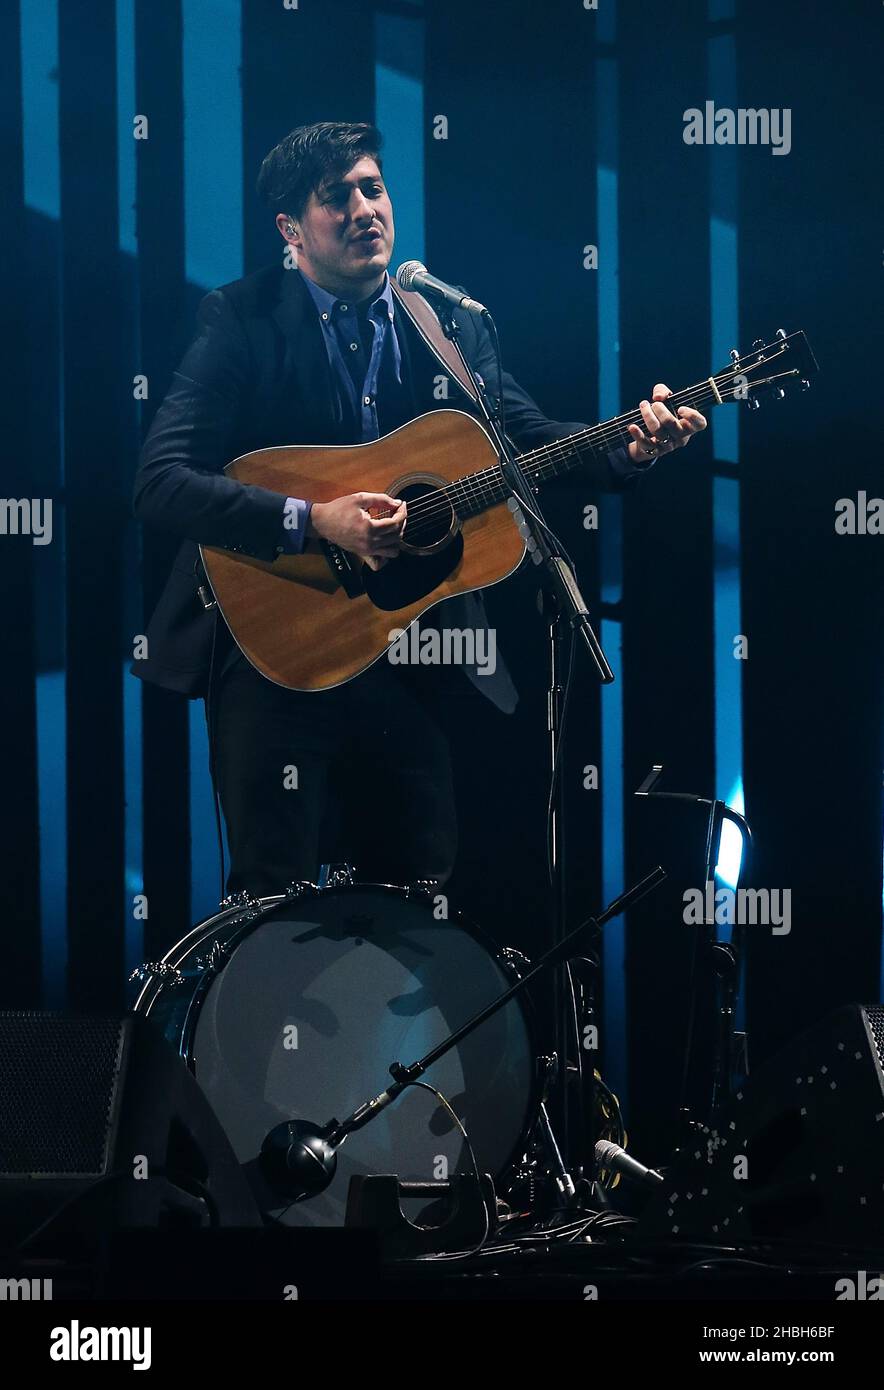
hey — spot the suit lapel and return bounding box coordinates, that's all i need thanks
[270,268,340,439]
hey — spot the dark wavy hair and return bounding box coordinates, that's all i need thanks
[256,121,384,221]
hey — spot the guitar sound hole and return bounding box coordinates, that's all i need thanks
[398,480,457,553]
[362,476,462,612]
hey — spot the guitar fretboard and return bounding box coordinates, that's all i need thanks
[447,373,728,520]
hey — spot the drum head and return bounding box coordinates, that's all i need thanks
[188,887,534,1226]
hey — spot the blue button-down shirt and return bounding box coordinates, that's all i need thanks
[278,271,403,555]
[303,270,403,441]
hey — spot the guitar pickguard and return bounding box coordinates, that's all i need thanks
[362,533,464,611]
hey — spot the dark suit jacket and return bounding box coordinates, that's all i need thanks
[132,263,634,706]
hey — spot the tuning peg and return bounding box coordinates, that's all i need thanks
[746,396,760,410]
[775,328,787,340]
[800,378,811,391]
[774,387,786,400]
[752,339,763,349]
[729,348,740,363]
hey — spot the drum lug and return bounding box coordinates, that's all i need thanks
[536,1052,558,1085]
[500,945,531,978]
[219,890,270,931]
[128,961,185,988]
[317,862,356,889]
[405,880,439,903]
[195,939,231,972]
[283,879,319,900]
[219,888,260,911]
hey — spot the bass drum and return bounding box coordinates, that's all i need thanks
[132,883,537,1226]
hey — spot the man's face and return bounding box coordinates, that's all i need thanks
[282,156,394,295]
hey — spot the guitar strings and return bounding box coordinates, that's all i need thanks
[390,349,792,542]
[393,372,731,542]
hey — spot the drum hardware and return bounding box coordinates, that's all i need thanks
[535,1098,576,1201]
[257,866,666,1206]
[199,940,230,972]
[405,879,444,901]
[500,947,577,1200]
[505,1054,577,1213]
[316,862,356,889]
[128,961,185,988]
[218,888,261,911]
[282,879,319,900]
[344,1173,498,1258]
[536,1051,556,1081]
[500,945,531,974]
[215,890,269,936]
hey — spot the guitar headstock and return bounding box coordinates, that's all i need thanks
[714,329,819,410]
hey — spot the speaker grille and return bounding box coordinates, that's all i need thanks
[0,1013,124,1176]
[863,1004,884,1073]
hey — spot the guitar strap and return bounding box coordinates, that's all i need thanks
[389,280,480,406]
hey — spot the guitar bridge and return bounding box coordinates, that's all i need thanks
[322,541,365,599]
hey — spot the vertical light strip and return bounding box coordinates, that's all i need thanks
[36,673,66,1007]
[116,0,136,257]
[596,3,627,1102]
[20,0,59,217]
[116,0,144,977]
[123,670,144,975]
[374,3,425,266]
[22,0,67,1007]
[182,0,243,290]
[183,0,243,920]
[708,3,744,894]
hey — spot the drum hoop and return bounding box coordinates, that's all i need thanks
[135,880,541,1184]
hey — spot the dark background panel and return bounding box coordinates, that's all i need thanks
[242,0,377,273]
[424,0,602,962]
[135,0,192,964]
[0,0,41,1002]
[59,1,127,1010]
[618,0,717,1158]
[737,1,883,1061]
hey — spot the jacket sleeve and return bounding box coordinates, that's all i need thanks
[457,309,654,492]
[132,289,292,562]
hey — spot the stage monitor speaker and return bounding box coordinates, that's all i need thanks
[0,1011,261,1249]
[636,1004,884,1251]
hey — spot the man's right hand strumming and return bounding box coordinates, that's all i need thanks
[308,492,407,571]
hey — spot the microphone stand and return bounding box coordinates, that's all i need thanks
[432,300,613,1182]
[432,302,614,686]
[261,868,666,1203]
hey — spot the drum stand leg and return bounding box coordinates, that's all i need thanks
[536,1100,576,1201]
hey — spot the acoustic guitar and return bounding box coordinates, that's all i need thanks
[201,330,817,691]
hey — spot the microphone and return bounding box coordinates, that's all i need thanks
[260,1120,338,1202]
[396,260,488,316]
[594,1139,665,1190]
[260,1080,404,1201]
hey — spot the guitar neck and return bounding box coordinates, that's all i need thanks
[453,372,731,519]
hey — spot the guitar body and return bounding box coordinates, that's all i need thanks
[200,409,527,691]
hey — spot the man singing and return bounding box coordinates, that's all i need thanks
[132,121,705,897]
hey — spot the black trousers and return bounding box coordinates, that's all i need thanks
[208,652,460,898]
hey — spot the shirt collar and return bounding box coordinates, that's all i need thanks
[301,269,395,324]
